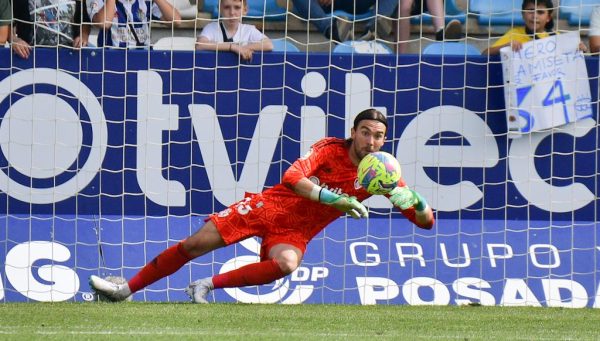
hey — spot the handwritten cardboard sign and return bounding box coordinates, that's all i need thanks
[501,31,592,136]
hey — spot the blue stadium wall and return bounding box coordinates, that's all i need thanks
[0,48,599,306]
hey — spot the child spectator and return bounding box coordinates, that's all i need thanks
[88,0,181,48]
[196,0,272,61]
[483,0,585,55]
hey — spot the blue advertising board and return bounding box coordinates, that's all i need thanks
[0,48,598,306]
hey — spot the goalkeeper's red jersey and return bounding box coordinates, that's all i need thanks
[265,137,374,242]
[265,137,424,240]
[210,137,427,256]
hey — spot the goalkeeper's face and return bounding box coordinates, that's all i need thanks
[350,119,387,162]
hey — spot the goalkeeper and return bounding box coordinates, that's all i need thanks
[90,108,435,303]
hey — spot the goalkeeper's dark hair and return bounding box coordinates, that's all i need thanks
[352,108,388,131]
[522,0,555,31]
[345,109,388,146]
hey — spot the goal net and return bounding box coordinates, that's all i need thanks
[0,0,598,307]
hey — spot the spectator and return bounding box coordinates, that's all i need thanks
[359,1,400,42]
[10,0,91,58]
[482,0,585,55]
[397,0,462,54]
[0,0,9,44]
[88,0,181,48]
[590,6,600,54]
[196,0,273,61]
[291,0,397,43]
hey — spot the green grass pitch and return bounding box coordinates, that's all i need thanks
[1,303,599,339]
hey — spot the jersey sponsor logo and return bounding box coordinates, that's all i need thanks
[312,177,347,196]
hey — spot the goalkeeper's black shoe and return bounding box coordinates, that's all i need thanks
[185,277,213,303]
[89,275,132,302]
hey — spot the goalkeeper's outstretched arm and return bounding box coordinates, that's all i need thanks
[286,177,368,219]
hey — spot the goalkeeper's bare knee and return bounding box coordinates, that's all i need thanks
[270,246,303,275]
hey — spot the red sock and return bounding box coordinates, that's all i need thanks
[128,242,193,293]
[212,259,285,289]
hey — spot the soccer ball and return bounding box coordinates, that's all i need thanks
[357,151,402,195]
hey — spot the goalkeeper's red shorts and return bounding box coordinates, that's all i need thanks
[208,192,308,261]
